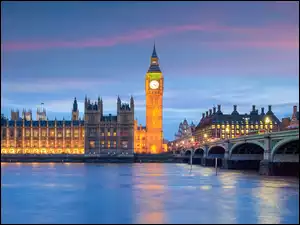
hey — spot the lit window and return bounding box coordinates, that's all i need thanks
[42,130,46,137]
[101,141,104,145]
[113,132,117,136]
[222,130,225,133]
[236,125,239,129]
[101,132,104,136]
[265,125,268,129]
[246,125,249,129]
[26,130,30,137]
[34,131,38,137]
[107,132,111,136]
[241,130,244,134]
[246,130,249,134]
[217,124,220,129]
[236,130,239,134]
[221,125,225,129]
[74,130,79,138]
[270,125,273,129]
[66,129,71,137]
[231,135,234,138]
[255,125,258,129]
[250,125,254,129]
[260,125,263,129]
[212,125,215,129]
[57,131,62,138]
[89,141,95,148]
[231,125,234,129]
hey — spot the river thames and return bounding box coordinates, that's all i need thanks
[1,163,299,224]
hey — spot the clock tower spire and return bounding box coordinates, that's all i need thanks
[145,44,164,154]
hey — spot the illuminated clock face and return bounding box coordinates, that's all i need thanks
[150,80,159,89]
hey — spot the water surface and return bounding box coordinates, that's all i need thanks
[1,163,299,224]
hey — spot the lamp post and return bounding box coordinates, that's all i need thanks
[265,116,270,133]
[203,133,207,144]
[225,127,230,139]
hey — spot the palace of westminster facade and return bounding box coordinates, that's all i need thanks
[1,46,166,155]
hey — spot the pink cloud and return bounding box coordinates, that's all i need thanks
[1,23,298,52]
[204,40,299,49]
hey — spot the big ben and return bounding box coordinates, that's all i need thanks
[145,44,164,154]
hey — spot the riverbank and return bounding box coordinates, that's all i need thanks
[1,155,184,163]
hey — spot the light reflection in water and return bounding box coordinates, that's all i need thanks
[254,180,282,224]
[1,163,299,224]
[133,164,166,224]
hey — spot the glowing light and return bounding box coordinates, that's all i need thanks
[200,185,212,190]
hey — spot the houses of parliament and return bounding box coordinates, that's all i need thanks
[0,45,166,155]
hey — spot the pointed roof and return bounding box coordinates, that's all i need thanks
[148,43,161,73]
[152,43,158,58]
[73,97,78,112]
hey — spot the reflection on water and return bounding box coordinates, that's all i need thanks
[1,163,299,224]
[132,164,166,224]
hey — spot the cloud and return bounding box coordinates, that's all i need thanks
[204,40,298,49]
[2,23,298,52]
[1,78,118,94]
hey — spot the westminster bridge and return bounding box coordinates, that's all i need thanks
[175,129,299,176]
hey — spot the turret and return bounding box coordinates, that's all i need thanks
[266,105,273,115]
[84,95,88,109]
[130,95,134,111]
[11,109,20,121]
[117,95,121,114]
[98,96,103,116]
[213,107,216,114]
[231,105,239,115]
[217,105,223,114]
[72,97,79,120]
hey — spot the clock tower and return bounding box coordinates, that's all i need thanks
[145,44,164,154]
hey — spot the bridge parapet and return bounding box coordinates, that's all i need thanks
[182,130,298,163]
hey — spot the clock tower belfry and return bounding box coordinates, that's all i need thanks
[145,44,164,154]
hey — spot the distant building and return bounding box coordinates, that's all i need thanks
[1,98,84,155]
[84,96,135,155]
[281,105,299,130]
[194,105,281,145]
[168,119,196,152]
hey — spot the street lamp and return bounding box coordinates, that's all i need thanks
[203,133,208,144]
[265,116,270,133]
[225,127,230,139]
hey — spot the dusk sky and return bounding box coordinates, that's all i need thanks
[1,1,299,140]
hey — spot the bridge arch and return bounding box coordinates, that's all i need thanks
[194,148,204,156]
[184,149,192,156]
[271,137,299,162]
[208,145,225,155]
[229,141,265,159]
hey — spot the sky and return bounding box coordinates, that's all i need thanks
[1,1,299,140]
